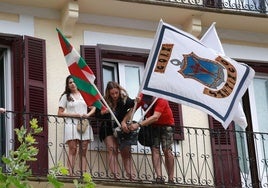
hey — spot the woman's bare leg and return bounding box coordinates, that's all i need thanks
[105,136,119,178]
[121,146,135,180]
[67,140,78,176]
[79,140,90,172]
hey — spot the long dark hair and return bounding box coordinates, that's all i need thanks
[59,75,74,102]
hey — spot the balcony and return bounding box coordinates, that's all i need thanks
[0,111,267,187]
[124,0,268,15]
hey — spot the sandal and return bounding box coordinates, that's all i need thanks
[168,179,175,184]
[155,177,165,184]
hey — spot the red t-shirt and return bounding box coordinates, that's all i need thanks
[139,96,174,126]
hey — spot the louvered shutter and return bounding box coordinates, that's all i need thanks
[209,117,241,187]
[169,102,184,140]
[11,36,24,132]
[81,46,102,134]
[81,45,102,91]
[24,36,48,175]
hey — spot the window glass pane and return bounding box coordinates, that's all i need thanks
[0,48,4,107]
[118,63,144,121]
[0,48,5,159]
[249,77,268,186]
[124,65,142,121]
[0,47,13,160]
[103,65,114,89]
[102,62,118,91]
[253,78,268,133]
[124,66,140,99]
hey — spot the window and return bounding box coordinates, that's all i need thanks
[103,62,118,89]
[1,45,15,163]
[250,76,268,133]
[81,45,184,140]
[103,60,144,121]
[120,64,141,98]
[0,34,48,175]
[248,75,268,186]
[0,47,12,110]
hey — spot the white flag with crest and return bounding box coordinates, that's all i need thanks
[141,20,255,129]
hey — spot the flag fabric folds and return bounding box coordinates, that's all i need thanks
[200,22,225,55]
[56,28,106,110]
[141,21,255,129]
[200,22,248,129]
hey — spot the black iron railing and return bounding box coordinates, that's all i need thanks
[122,0,268,15]
[1,111,268,187]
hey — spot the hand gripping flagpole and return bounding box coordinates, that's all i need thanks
[129,90,158,122]
[138,97,158,122]
[129,94,158,123]
[129,98,138,122]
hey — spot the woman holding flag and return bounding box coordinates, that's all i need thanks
[96,81,136,180]
[58,75,95,176]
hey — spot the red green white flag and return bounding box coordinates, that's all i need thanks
[56,28,106,110]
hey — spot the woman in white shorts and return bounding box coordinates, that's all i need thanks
[58,75,95,175]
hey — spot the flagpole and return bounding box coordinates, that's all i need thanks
[138,97,158,122]
[129,99,138,122]
[91,83,121,127]
[129,87,142,122]
[129,77,155,122]
[129,92,158,122]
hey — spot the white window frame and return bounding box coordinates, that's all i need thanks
[0,46,14,156]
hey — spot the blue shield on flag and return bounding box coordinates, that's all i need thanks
[179,52,225,89]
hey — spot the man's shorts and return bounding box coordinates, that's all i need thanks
[151,126,174,150]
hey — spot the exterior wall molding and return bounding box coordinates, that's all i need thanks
[0,2,59,20]
[61,1,79,37]
[183,14,202,37]
[78,13,158,32]
[0,14,34,36]
[84,30,153,50]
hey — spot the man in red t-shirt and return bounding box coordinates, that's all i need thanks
[126,94,175,184]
